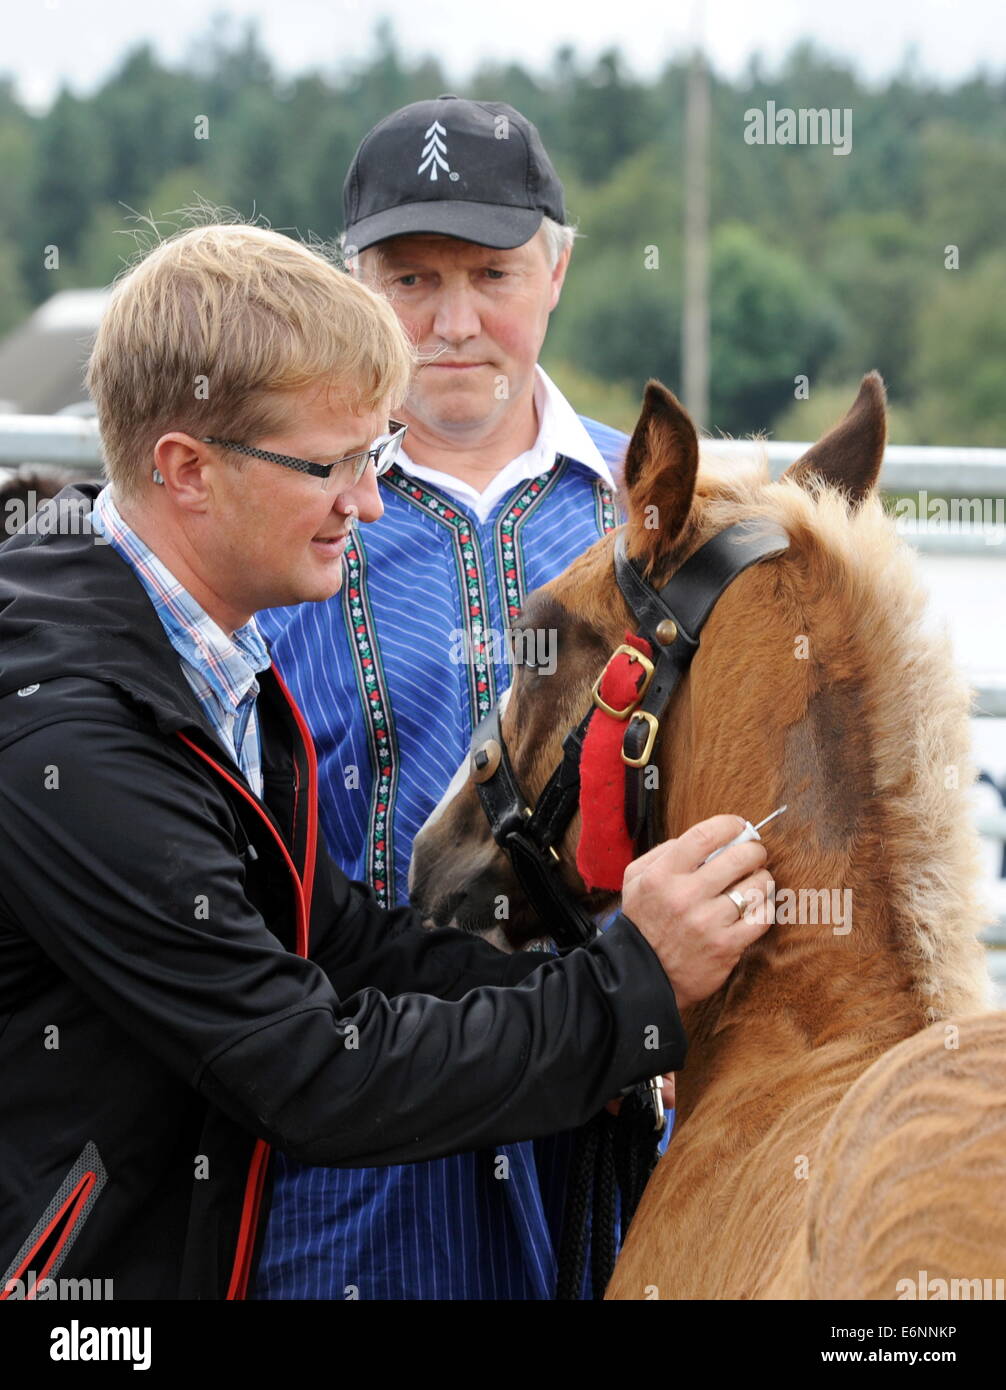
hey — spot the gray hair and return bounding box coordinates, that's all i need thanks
[540,216,578,270]
[341,216,578,274]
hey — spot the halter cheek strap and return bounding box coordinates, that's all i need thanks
[611,521,792,857]
[470,703,599,947]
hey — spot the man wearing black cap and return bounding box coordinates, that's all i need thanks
[342,92,567,250]
[255,96,638,1300]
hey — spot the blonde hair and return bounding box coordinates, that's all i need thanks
[86,220,416,499]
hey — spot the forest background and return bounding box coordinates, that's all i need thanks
[1,18,1003,445]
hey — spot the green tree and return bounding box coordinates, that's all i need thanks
[2,33,1004,444]
[0,237,31,337]
[919,121,1006,266]
[818,210,929,395]
[708,222,844,435]
[89,45,201,210]
[0,77,35,248]
[909,250,1006,446]
[28,90,108,295]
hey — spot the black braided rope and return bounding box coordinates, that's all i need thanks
[555,1089,663,1300]
[555,1115,600,1300]
[591,1113,619,1298]
[614,1087,662,1233]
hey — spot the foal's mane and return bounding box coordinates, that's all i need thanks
[673,452,990,1023]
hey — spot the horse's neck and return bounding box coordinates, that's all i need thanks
[663,686,929,1129]
[670,831,928,1143]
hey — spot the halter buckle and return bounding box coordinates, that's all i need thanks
[591,645,655,720]
[521,807,561,863]
[621,710,659,767]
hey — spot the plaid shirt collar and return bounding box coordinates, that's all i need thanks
[90,485,272,719]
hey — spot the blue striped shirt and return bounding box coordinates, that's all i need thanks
[90,485,271,797]
[252,396,632,1300]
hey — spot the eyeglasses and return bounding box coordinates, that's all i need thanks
[199,421,408,490]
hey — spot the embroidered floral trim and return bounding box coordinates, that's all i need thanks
[494,459,568,625]
[342,531,397,904]
[383,466,497,724]
[594,478,618,535]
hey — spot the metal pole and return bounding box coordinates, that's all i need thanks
[682,5,710,430]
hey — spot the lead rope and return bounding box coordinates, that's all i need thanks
[555,1087,662,1300]
[555,1116,600,1300]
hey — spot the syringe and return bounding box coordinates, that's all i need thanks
[701,804,788,864]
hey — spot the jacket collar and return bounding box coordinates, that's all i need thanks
[0,482,248,748]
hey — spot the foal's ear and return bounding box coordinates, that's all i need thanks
[783,372,887,503]
[622,379,699,570]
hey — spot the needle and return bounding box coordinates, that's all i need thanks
[701,803,788,864]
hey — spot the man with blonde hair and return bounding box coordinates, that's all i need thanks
[0,221,771,1300]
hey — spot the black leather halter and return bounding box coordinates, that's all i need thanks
[470,521,790,948]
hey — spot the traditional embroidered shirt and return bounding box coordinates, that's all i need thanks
[401,366,617,522]
[252,374,627,1300]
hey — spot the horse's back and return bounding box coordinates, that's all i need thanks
[792,1010,1006,1300]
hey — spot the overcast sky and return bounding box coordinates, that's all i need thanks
[4,0,1004,112]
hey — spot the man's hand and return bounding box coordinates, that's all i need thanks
[621,815,774,1012]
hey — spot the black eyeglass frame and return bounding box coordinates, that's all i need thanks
[199,421,408,485]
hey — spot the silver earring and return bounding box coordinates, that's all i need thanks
[152,468,165,486]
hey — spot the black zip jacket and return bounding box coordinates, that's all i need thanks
[0,484,686,1299]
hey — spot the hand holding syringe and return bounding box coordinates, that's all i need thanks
[700,804,788,865]
[642,806,787,1129]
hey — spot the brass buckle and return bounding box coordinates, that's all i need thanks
[591,645,655,720]
[522,806,560,863]
[621,710,659,767]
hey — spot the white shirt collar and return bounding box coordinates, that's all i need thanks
[395,366,616,523]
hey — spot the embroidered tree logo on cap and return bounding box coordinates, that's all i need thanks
[418,120,456,181]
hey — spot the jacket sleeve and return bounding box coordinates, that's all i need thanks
[310,855,554,1002]
[0,721,686,1167]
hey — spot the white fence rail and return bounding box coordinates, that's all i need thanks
[5,415,1006,489]
[706,437,1006,495]
[0,414,104,469]
[9,418,1005,696]
[2,415,1006,953]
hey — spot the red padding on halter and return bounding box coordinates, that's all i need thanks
[576,632,653,892]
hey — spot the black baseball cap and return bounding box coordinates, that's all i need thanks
[343,95,567,252]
